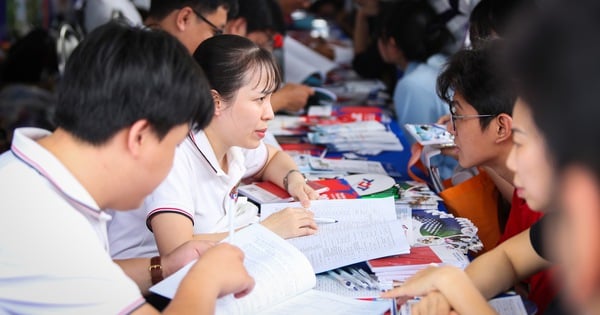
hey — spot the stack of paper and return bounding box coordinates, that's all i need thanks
[307,121,404,153]
[367,245,469,283]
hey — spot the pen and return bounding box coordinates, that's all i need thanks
[338,269,370,289]
[350,268,378,290]
[314,217,338,224]
[328,271,359,291]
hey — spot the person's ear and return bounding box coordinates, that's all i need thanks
[126,119,152,158]
[212,89,223,116]
[495,113,513,143]
[175,7,195,31]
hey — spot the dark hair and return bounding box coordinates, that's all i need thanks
[379,0,454,62]
[510,0,600,178]
[469,0,536,47]
[149,0,238,21]
[236,0,275,34]
[55,22,213,145]
[193,34,281,103]
[437,40,516,130]
[0,28,58,88]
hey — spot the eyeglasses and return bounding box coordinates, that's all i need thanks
[190,7,224,36]
[450,113,496,131]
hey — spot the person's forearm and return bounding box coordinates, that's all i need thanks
[353,10,371,54]
[465,247,518,300]
[261,149,300,189]
[114,258,153,296]
[466,229,550,299]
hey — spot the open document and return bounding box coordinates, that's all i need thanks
[261,197,410,273]
[284,36,337,83]
[150,224,391,315]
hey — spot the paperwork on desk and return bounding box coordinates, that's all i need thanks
[307,120,404,154]
[260,197,410,274]
[151,224,391,315]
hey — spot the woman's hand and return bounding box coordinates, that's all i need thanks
[261,207,318,239]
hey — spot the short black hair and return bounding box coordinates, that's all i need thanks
[437,40,516,130]
[510,0,600,178]
[193,34,281,103]
[149,0,238,21]
[236,0,275,34]
[0,28,58,87]
[55,22,213,145]
[379,0,453,62]
[469,0,537,47]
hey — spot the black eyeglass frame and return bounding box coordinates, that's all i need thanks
[190,7,224,36]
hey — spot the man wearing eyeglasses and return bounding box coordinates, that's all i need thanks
[436,40,555,312]
[145,0,238,54]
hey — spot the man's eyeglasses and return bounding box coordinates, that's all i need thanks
[190,7,223,36]
[450,113,496,131]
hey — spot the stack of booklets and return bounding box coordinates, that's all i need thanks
[307,120,403,153]
[411,209,484,254]
[367,244,470,283]
[395,181,442,210]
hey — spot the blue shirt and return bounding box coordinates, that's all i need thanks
[393,54,449,127]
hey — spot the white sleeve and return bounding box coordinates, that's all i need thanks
[144,148,196,225]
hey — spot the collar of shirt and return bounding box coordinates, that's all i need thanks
[10,127,105,220]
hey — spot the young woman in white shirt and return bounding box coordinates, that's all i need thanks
[108,34,319,259]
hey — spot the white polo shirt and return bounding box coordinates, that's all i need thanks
[108,130,267,259]
[0,128,144,314]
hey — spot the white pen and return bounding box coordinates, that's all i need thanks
[314,217,338,224]
[349,268,377,290]
[227,193,235,243]
[357,268,380,290]
[328,271,359,291]
[338,269,370,289]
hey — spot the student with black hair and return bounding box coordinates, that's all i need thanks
[0,22,254,314]
[468,0,536,47]
[436,41,556,313]
[0,28,58,153]
[382,67,560,315]
[377,0,455,127]
[225,0,315,113]
[108,35,319,261]
[145,0,238,54]
[382,1,600,312]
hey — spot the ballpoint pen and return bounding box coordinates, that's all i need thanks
[327,271,359,291]
[314,217,338,224]
[357,268,381,289]
[349,268,377,290]
[338,269,370,289]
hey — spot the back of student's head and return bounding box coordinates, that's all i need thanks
[237,0,275,34]
[55,22,213,145]
[193,34,281,103]
[379,0,454,62]
[0,28,58,89]
[149,0,238,21]
[510,0,600,178]
[437,40,516,130]
[469,0,537,47]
